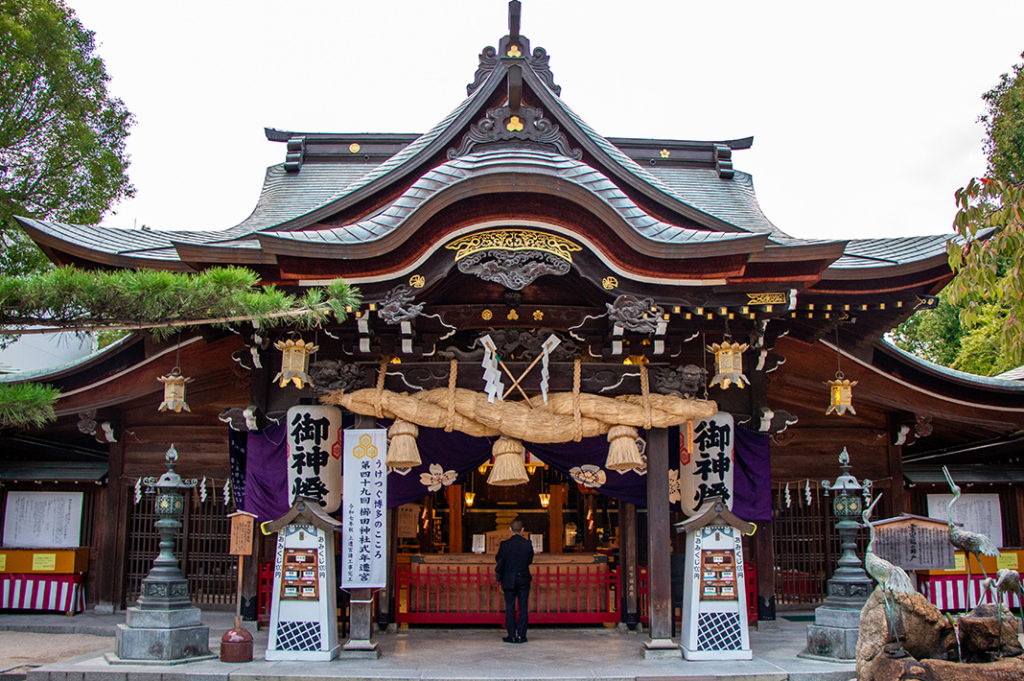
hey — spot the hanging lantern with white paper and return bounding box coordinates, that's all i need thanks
[286,405,343,512]
[678,411,735,516]
[706,340,749,389]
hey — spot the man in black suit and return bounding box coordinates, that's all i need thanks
[495,517,534,643]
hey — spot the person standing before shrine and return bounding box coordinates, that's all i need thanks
[495,517,534,643]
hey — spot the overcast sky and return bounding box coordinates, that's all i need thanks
[64,0,1024,241]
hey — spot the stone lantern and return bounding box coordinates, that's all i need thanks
[111,445,214,663]
[803,447,875,660]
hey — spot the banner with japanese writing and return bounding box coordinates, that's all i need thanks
[286,405,343,513]
[678,412,735,516]
[342,428,388,589]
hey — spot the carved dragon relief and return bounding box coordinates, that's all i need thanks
[308,360,371,396]
[456,249,570,290]
[377,284,424,324]
[448,104,580,159]
[439,328,578,362]
[654,364,708,398]
[606,295,664,334]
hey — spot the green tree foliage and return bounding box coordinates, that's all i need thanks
[981,52,1024,185]
[946,177,1024,371]
[890,299,962,367]
[0,266,361,429]
[0,0,134,276]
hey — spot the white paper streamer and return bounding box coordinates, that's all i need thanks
[479,334,504,403]
[805,479,812,506]
[784,482,791,508]
[134,477,142,505]
[200,476,208,503]
[539,334,561,404]
[223,478,232,506]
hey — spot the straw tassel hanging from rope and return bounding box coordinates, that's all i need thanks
[487,436,530,486]
[605,425,645,471]
[386,420,422,468]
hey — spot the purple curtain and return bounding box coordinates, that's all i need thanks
[236,420,772,522]
[733,426,772,522]
[228,428,247,510]
[242,422,290,521]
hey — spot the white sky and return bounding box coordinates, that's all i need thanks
[64,0,1024,241]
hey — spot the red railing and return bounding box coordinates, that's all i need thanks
[395,560,619,624]
[637,562,758,624]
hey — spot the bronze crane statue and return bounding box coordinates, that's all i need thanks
[863,493,914,653]
[980,568,1024,655]
[942,466,1001,609]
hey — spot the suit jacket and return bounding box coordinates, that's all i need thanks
[495,533,534,591]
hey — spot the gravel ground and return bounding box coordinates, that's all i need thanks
[0,632,112,673]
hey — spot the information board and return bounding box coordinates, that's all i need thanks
[927,493,1002,549]
[2,492,83,548]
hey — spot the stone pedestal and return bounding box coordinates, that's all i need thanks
[109,606,214,664]
[805,605,863,659]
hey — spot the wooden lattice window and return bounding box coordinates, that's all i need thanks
[122,488,235,608]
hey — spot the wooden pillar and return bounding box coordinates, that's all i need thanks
[886,414,906,514]
[376,507,398,632]
[621,502,640,629]
[94,437,124,612]
[756,521,777,624]
[644,427,675,655]
[343,413,380,657]
[446,484,463,553]
[549,483,565,554]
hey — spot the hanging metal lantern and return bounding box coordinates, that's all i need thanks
[273,335,318,388]
[464,491,476,507]
[157,368,193,413]
[706,340,749,389]
[538,493,551,508]
[826,372,858,416]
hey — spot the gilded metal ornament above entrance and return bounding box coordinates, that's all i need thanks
[446,229,581,262]
[447,230,581,290]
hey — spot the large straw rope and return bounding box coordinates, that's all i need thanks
[320,386,717,442]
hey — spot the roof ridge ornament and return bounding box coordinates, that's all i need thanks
[465,1,561,97]
[447,104,580,159]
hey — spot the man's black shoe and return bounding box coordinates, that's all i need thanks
[517,637,527,643]
[502,636,517,643]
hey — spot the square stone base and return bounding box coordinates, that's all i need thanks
[803,622,860,660]
[114,621,211,662]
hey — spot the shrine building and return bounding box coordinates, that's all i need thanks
[2,2,1023,638]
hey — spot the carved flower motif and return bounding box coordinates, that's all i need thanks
[506,115,524,132]
[419,463,457,492]
[570,464,606,489]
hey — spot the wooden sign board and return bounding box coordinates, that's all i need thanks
[228,511,257,556]
[873,514,954,570]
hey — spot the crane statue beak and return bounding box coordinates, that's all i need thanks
[863,492,883,522]
[942,465,958,492]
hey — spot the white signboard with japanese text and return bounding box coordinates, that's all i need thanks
[2,491,83,548]
[342,429,388,588]
[679,412,735,516]
[287,405,343,513]
[927,493,1003,549]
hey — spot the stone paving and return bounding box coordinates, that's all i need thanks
[0,611,856,681]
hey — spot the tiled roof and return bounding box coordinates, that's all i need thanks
[828,235,950,270]
[259,148,764,254]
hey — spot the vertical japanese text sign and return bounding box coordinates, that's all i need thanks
[287,405,343,513]
[679,412,735,516]
[342,429,388,588]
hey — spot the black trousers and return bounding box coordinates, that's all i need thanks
[503,582,530,639]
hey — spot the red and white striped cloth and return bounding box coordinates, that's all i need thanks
[0,574,84,614]
[920,573,1023,611]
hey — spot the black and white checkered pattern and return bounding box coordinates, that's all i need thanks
[696,611,742,650]
[275,620,321,651]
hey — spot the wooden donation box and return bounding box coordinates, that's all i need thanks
[263,498,341,661]
[1,491,88,615]
[677,499,754,660]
